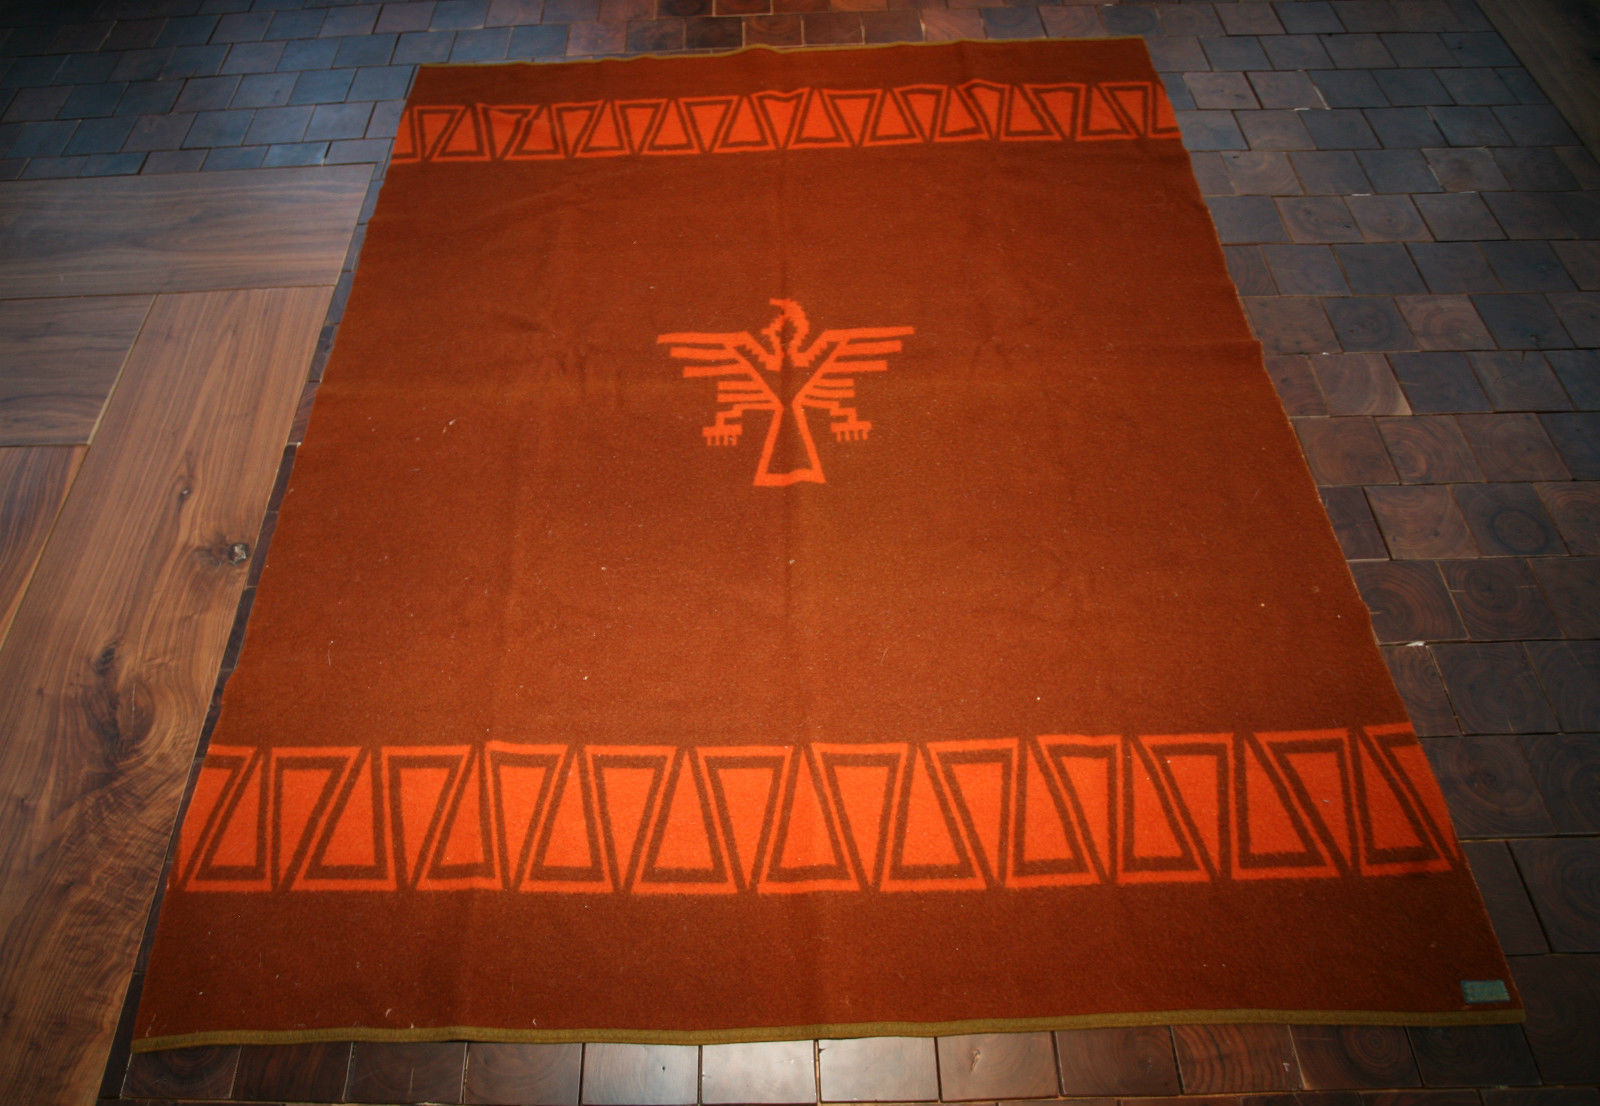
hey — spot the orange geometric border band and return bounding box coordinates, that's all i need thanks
[392,79,1180,164]
[174,726,1458,895]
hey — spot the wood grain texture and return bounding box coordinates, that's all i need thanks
[464,1042,583,1106]
[0,166,369,299]
[0,287,333,1106]
[1171,1023,1300,1093]
[1478,0,1600,161]
[581,1044,698,1106]
[1054,1026,1181,1097]
[0,297,151,446]
[936,1032,1059,1100]
[1289,1024,1421,1090]
[0,446,83,648]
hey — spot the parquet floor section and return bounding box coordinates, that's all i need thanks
[0,167,366,1104]
[0,0,1594,1103]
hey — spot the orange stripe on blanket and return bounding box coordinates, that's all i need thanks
[390,80,1181,164]
[174,726,1459,894]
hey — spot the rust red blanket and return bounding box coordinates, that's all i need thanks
[136,40,1517,1049]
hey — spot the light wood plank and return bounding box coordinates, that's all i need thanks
[0,446,85,646]
[0,166,370,299]
[1478,0,1600,160]
[0,297,152,446]
[0,286,333,1105]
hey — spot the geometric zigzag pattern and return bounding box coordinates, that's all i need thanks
[175,725,1459,894]
[391,79,1181,165]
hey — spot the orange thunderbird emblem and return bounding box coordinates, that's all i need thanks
[659,300,914,486]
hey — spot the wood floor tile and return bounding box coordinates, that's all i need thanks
[937,1032,1058,1100]
[234,1041,352,1101]
[581,1044,698,1106]
[1524,640,1600,730]
[1171,1024,1300,1093]
[1463,840,1552,956]
[1421,735,1557,837]
[1395,295,1497,352]
[1536,482,1600,554]
[0,446,83,647]
[121,1044,238,1099]
[1513,837,1600,952]
[1454,483,1566,557]
[1295,418,1399,485]
[1431,642,1560,734]
[1406,1025,1540,1088]
[1456,413,1571,482]
[0,296,150,446]
[347,1041,466,1104]
[1439,558,1560,640]
[819,1036,938,1102]
[1052,1026,1178,1097]
[1506,954,1600,1083]
[1291,1025,1421,1090]
[1268,355,1331,416]
[464,1042,581,1106]
[1382,644,1460,736]
[1471,351,1574,412]
[1322,486,1390,560]
[1350,560,1465,642]
[0,287,332,1105]
[1521,734,1600,833]
[0,166,368,299]
[1388,352,1494,414]
[1311,353,1411,415]
[1376,417,1484,484]
[700,1040,814,1105]
[1366,485,1478,559]
[1542,411,1600,478]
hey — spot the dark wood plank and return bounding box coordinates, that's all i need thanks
[698,1040,813,1105]
[1295,418,1400,485]
[1171,1024,1300,1093]
[1439,559,1561,640]
[1290,1025,1421,1090]
[581,1043,699,1105]
[937,1032,1059,1100]
[1366,486,1479,559]
[1431,642,1560,734]
[346,1040,466,1104]
[1537,482,1600,554]
[1421,735,1556,837]
[121,1045,238,1100]
[1382,644,1461,737]
[0,446,83,647]
[1511,838,1600,952]
[1477,0,1600,160]
[1350,560,1466,643]
[234,1041,354,1101]
[1054,1026,1180,1097]
[1521,734,1600,833]
[1322,487,1390,560]
[1375,417,1485,485]
[1527,557,1600,638]
[1462,840,1552,956]
[1506,955,1600,1083]
[1406,1025,1540,1088]
[0,287,333,1105]
[0,297,151,446]
[1524,640,1600,731]
[0,166,369,299]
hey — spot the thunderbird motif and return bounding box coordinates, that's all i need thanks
[658,299,914,486]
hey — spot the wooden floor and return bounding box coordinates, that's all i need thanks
[0,0,1596,1104]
